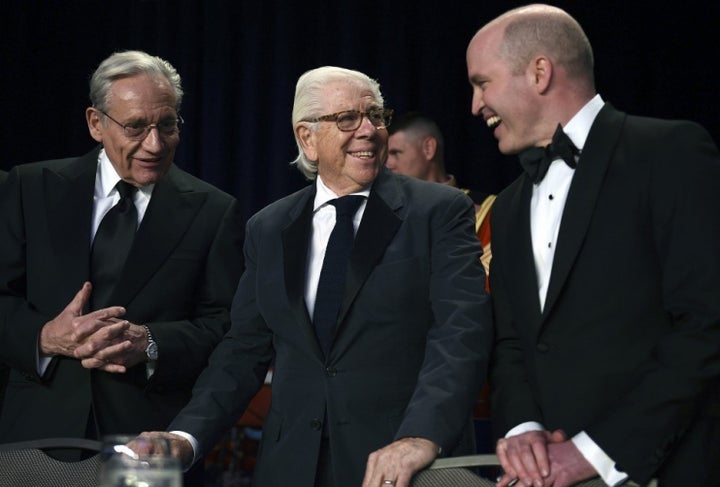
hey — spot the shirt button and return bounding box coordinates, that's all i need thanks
[536,342,549,353]
[310,419,323,431]
[326,366,337,377]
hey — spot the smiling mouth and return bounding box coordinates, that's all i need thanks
[486,115,502,129]
[349,151,375,159]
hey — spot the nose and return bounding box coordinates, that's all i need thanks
[471,88,484,116]
[142,126,164,150]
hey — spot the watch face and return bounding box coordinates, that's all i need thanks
[146,342,159,360]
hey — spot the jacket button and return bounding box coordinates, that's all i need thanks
[310,419,323,431]
[326,366,337,377]
[536,342,549,353]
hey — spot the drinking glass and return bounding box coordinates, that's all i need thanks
[97,434,182,487]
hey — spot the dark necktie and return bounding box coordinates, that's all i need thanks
[313,195,364,356]
[90,180,138,309]
[518,124,579,184]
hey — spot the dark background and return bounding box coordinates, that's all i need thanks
[1,0,717,222]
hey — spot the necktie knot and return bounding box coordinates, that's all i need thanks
[116,180,136,201]
[518,124,579,184]
[331,195,364,217]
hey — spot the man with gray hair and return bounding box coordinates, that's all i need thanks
[137,65,492,487]
[0,50,243,475]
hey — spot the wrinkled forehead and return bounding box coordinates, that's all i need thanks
[321,81,381,112]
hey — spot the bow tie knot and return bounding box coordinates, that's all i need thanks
[518,124,579,184]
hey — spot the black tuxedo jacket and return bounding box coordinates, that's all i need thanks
[0,147,244,440]
[489,104,720,483]
[170,168,493,486]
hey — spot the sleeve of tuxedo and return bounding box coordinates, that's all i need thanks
[585,121,720,480]
[167,214,273,455]
[487,246,545,438]
[394,191,494,452]
[147,196,245,387]
[0,166,55,380]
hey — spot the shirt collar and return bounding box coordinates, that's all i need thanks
[313,175,371,212]
[563,94,604,151]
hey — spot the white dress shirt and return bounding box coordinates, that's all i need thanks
[91,149,154,242]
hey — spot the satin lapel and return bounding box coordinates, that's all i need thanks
[110,167,205,307]
[45,149,98,290]
[281,188,323,358]
[542,105,625,318]
[335,172,402,338]
[503,177,544,331]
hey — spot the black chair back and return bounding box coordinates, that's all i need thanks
[0,437,102,487]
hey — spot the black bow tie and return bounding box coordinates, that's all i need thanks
[518,124,579,184]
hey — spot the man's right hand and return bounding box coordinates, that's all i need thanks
[39,282,126,357]
[496,429,566,487]
[132,432,195,470]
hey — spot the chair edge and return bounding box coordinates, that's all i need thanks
[428,454,500,469]
[0,437,102,452]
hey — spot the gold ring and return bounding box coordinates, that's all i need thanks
[382,481,395,485]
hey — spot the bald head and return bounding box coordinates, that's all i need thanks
[488,4,595,89]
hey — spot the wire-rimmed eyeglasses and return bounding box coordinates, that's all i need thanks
[97,109,184,140]
[304,108,393,132]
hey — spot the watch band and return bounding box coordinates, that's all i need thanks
[143,325,158,361]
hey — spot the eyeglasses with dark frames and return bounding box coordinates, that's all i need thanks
[97,109,184,140]
[304,108,393,132]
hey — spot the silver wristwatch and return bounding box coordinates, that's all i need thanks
[143,325,158,361]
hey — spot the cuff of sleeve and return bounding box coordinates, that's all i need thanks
[169,430,200,472]
[571,431,628,487]
[506,421,545,437]
[38,355,52,377]
[145,360,157,379]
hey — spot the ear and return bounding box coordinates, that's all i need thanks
[421,136,438,160]
[529,56,552,94]
[294,123,318,162]
[86,107,104,143]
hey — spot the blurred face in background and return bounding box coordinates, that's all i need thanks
[386,130,433,180]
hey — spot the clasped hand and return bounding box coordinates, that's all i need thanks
[39,281,148,373]
[496,429,596,487]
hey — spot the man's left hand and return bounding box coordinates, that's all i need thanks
[361,437,439,487]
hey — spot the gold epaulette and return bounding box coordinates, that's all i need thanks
[474,194,496,233]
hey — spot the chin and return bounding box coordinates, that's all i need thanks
[498,140,520,156]
[358,167,381,183]
[132,167,170,186]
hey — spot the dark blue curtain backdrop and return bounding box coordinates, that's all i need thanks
[1,1,717,222]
